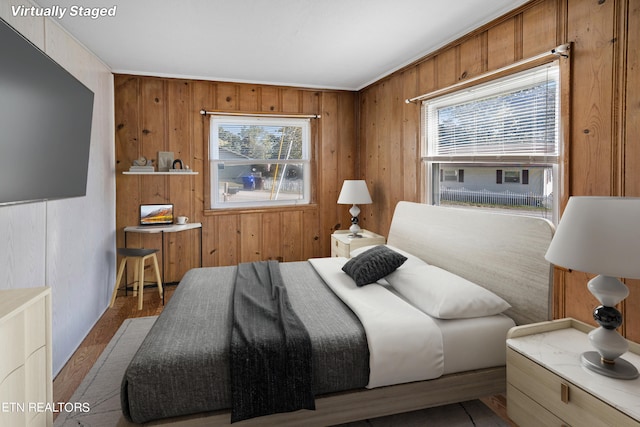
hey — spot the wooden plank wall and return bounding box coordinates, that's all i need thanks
[115,77,356,282]
[357,0,640,341]
[115,0,638,342]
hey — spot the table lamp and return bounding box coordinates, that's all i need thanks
[544,196,640,379]
[337,180,372,238]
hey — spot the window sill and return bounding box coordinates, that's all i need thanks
[204,203,318,216]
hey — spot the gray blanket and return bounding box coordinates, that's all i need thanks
[230,261,314,422]
[121,262,369,424]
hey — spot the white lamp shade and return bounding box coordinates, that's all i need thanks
[337,180,372,205]
[544,197,640,279]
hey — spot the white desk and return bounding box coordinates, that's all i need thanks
[124,223,203,287]
[124,222,202,234]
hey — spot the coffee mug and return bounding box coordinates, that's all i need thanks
[176,216,189,225]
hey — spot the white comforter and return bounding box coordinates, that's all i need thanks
[309,257,444,388]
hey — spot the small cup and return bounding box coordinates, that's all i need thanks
[176,216,189,225]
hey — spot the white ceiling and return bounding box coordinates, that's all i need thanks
[34,0,530,90]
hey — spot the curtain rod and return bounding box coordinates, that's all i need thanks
[200,109,321,119]
[405,43,570,104]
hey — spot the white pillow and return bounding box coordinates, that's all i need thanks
[349,245,428,285]
[386,264,511,319]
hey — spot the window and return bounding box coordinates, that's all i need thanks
[504,170,520,183]
[209,116,311,208]
[442,169,459,182]
[423,63,560,222]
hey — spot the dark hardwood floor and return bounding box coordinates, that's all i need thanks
[52,283,514,425]
[52,283,176,419]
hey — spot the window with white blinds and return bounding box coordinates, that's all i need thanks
[424,63,559,162]
[422,62,561,223]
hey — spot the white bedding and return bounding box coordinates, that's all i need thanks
[309,257,444,388]
[309,256,516,386]
[432,314,515,374]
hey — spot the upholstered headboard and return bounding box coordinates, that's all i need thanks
[387,202,555,326]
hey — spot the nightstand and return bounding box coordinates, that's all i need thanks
[330,230,385,258]
[506,318,640,427]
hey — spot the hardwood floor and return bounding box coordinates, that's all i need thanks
[52,283,176,419]
[481,394,517,427]
[52,283,515,425]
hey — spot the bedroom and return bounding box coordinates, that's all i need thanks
[0,0,638,425]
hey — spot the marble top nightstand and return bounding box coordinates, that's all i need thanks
[507,318,640,427]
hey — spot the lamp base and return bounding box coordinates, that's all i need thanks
[581,351,639,380]
[348,204,362,238]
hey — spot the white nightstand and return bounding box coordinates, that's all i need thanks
[506,318,640,427]
[330,230,385,258]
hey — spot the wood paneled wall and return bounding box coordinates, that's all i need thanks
[115,77,356,282]
[358,0,640,341]
[115,0,638,342]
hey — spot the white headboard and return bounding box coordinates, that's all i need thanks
[387,202,555,325]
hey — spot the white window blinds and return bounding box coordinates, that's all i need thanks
[424,63,559,162]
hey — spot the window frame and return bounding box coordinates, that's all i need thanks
[422,61,563,223]
[208,115,311,209]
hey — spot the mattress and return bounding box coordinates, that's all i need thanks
[434,314,515,374]
[121,262,369,423]
[309,256,514,383]
[381,274,516,375]
[121,260,514,424]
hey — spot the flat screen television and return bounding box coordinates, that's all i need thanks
[0,18,94,206]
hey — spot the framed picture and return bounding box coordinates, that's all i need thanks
[157,151,174,172]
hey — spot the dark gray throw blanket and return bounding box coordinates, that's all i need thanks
[120,263,368,424]
[230,260,315,422]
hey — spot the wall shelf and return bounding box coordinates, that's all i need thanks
[123,171,198,175]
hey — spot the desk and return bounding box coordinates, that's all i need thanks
[124,223,203,289]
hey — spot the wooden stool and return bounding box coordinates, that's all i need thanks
[110,248,163,310]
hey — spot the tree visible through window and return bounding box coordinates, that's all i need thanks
[209,116,310,208]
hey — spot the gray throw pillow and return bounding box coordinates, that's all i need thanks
[342,245,407,287]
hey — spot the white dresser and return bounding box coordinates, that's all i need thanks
[507,318,640,427]
[0,287,52,427]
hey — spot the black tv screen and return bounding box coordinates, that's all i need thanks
[0,18,94,205]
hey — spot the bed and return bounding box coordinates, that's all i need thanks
[119,201,555,426]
